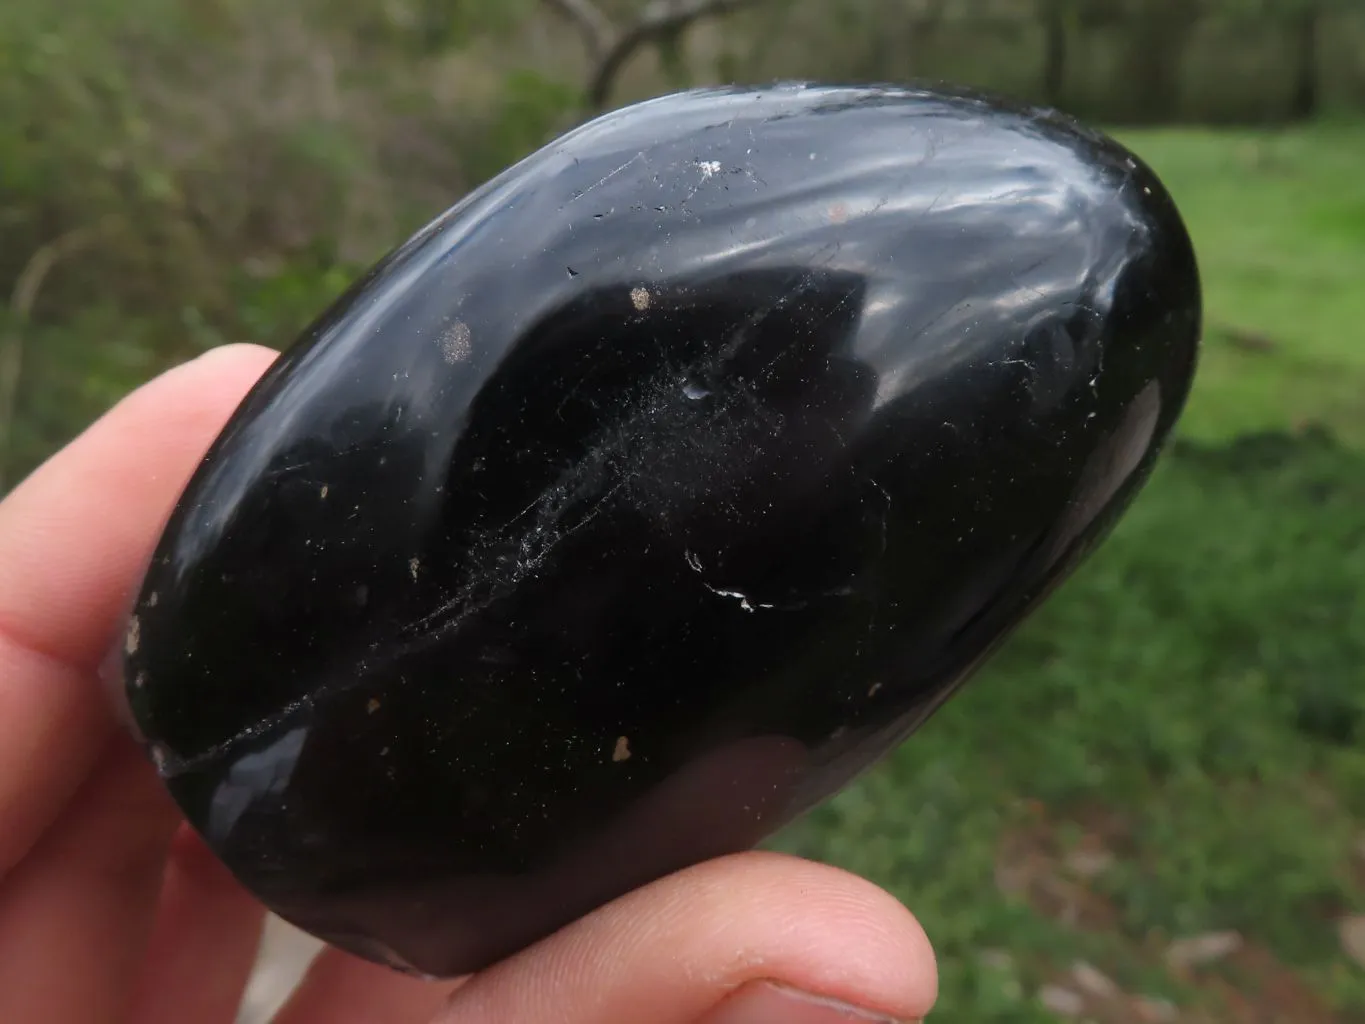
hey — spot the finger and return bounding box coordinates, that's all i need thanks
[273,947,467,1024]
[0,343,279,877]
[0,344,277,1024]
[436,851,937,1024]
[127,825,268,1024]
[0,742,178,1024]
[237,917,323,1024]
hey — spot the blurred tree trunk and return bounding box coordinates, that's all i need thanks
[654,23,693,90]
[1120,0,1201,123]
[903,0,949,80]
[1038,0,1069,107]
[1288,2,1320,120]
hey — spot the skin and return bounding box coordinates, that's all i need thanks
[0,343,938,1024]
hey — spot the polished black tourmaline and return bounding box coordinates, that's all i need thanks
[120,83,1201,977]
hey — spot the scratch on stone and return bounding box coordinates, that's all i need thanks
[701,582,775,613]
[572,152,645,203]
[406,455,631,649]
[557,476,628,543]
[869,478,892,556]
[151,692,315,778]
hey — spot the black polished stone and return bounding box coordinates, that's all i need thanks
[119,83,1200,977]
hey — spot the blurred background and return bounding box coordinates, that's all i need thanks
[2,1,1362,1021]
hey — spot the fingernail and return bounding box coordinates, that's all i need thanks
[699,980,919,1024]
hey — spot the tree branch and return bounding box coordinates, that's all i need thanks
[545,0,765,112]
[589,0,761,109]
[542,0,617,62]
[0,218,114,493]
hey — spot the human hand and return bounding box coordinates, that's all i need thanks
[0,343,937,1024]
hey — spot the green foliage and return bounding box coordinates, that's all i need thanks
[1118,123,1365,444]
[408,0,540,52]
[0,0,529,484]
[0,0,200,288]
[456,70,584,185]
[741,0,1364,125]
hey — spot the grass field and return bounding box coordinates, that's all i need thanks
[769,122,1365,1022]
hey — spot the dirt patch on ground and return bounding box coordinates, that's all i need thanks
[996,802,1347,1023]
[995,801,1130,932]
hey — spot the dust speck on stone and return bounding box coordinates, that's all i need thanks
[408,557,420,581]
[439,321,473,364]
[134,670,147,689]
[612,736,632,762]
[320,484,329,499]
[868,681,882,697]
[147,591,159,608]
[630,287,651,312]
[125,615,140,656]
[367,698,381,714]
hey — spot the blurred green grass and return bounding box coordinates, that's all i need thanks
[770,123,1365,1021]
[1130,122,1365,444]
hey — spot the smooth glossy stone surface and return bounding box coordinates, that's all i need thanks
[120,83,1200,977]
